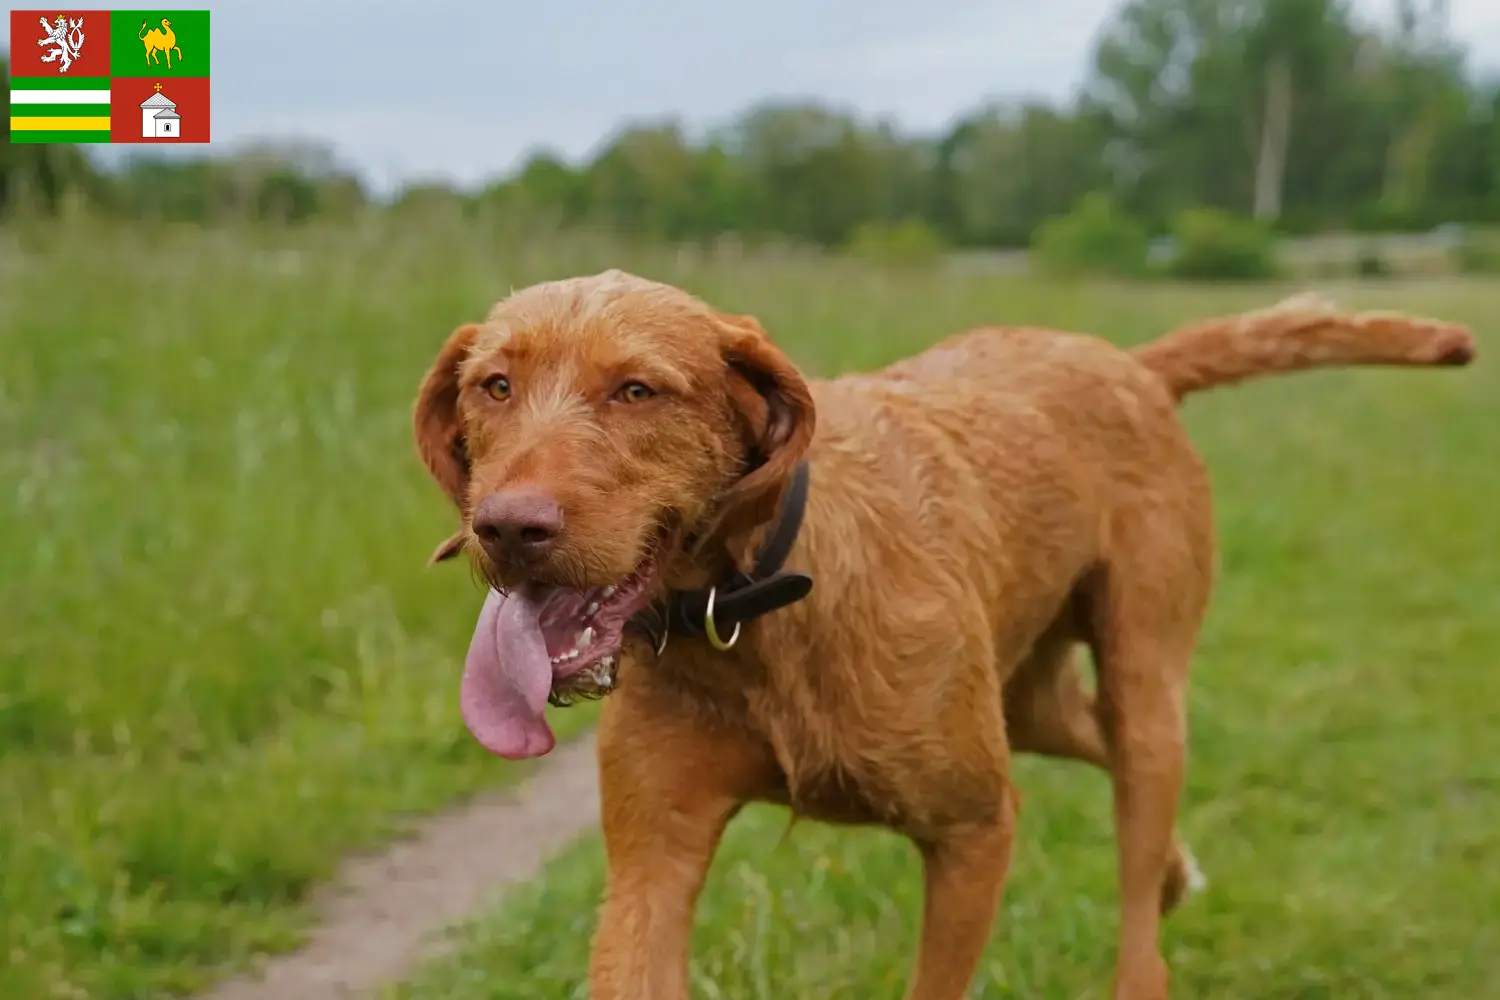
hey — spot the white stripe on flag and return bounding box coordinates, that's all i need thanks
[10,90,111,104]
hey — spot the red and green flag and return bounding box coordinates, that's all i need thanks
[8,8,211,144]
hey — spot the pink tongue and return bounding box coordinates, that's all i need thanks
[460,587,557,758]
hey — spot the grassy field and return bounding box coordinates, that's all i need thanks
[0,217,641,999]
[387,272,1495,996]
[2,216,1495,1000]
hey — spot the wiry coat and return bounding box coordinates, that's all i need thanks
[412,273,1474,1000]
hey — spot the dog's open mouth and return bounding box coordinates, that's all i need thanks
[460,561,659,760]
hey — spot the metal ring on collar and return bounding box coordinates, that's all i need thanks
[703,585,741,651]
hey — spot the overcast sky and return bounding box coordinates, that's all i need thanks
[7,0,1500,194]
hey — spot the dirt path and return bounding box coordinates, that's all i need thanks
[200,734,600,1000]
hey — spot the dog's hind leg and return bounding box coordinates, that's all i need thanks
[1004,628,1204,914]
[1005,631,1108,766]
[1083,499,1212,1000]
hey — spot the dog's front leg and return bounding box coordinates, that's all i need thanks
[904,785,1019,1000]
[588,684,768,1000]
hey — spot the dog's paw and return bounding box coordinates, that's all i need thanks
[1180,842,1208,894]
[1160,840,1207,915]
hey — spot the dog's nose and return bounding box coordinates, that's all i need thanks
[471,491,564,566]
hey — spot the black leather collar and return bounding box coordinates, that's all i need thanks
[634,461,813,653]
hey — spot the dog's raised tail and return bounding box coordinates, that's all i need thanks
[1133,293,1475,401]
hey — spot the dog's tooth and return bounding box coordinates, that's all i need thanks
[578,627,594,648]
[601,585,615,598]
[585,601,599,616]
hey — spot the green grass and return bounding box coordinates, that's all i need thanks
[388,276,1500,999]
[0,217,649,999]
[2,215,1494,999]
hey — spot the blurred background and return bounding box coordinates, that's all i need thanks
[3,2,1498,999]
[3,0,1500,272]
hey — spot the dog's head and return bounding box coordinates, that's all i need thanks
[413,270,814,757]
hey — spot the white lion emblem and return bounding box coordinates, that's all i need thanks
[37,14,86,73]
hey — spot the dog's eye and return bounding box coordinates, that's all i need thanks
[615,381,655,403]
[481,375,511,401]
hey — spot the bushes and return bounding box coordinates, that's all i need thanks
[1165,207,1279,281]
[844,218,945,266]
[1454,228,1500,274]
[1032,196,1282,282]
[1031,193,1150,278]
[1354,242,1390,278]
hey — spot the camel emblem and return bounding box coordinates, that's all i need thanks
[37,14,86,74]
[138,17,183,69]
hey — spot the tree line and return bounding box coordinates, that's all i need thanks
[4,0,1499,248]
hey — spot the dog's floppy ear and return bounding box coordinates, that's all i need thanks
[714,312,816,535]
[414,322,480,512]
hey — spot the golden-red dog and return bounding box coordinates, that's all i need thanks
[413,272,1473,1000]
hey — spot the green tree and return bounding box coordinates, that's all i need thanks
[936,102,1113,246]
[1087,0,1254,221]
[1244,0,1354,221]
